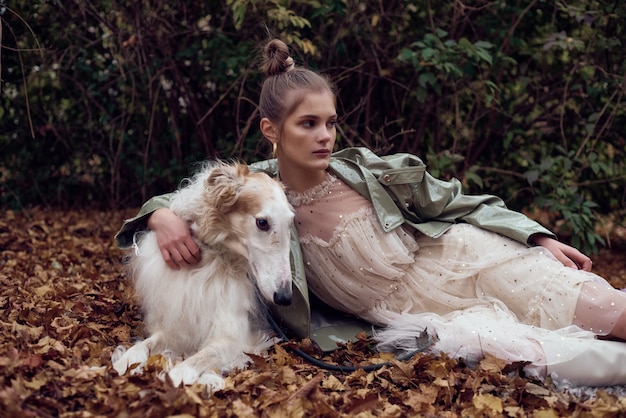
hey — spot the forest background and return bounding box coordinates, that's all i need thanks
[1,0,625,254]
[2,1,626,415]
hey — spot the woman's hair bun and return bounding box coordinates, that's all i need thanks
[262,39,295,77]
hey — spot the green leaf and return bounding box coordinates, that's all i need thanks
[474,41,495,49]
[397,48,415,62]
[458,37,474,51]
[475,48,493,65]
[421,47,435,60]
[464,171,484,188]
[416,87,428,102]
[435,28,448,38]
[524,170,540,185]
[418,72,436,87]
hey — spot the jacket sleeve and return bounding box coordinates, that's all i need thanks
[114,161,278,250]
[334,147,555,244]
[408,170,556,244]
[114,193,173,249]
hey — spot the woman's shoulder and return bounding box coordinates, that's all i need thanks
[331,147,426,172]
[249,158,278,176]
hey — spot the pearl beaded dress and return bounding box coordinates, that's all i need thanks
[286,172,626,368]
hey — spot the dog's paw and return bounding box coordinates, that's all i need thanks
[167,363,200,386]
[112,344,149,376]
[197,372,226,392]
[110,345,127,364]
[167,363,225,391]
[113,358,131,376]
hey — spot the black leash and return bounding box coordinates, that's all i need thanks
[265,308,434,373]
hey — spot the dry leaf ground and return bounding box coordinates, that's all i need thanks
[1,208,626,417]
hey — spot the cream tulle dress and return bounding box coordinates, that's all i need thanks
[286,172,626,372]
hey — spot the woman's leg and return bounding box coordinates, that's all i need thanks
[452,226,626,337]
[412,224,626,337]
[375,307,626,386]
[574,280,626,340]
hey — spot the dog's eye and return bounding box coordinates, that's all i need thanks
[256,218,270,231]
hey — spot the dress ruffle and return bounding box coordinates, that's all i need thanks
[286,172,337,206]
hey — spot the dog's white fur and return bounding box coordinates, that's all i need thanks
[112,162,294,390]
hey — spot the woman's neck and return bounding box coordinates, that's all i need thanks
[278,165,328,193]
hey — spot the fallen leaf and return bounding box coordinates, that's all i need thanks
[473,393,503,414]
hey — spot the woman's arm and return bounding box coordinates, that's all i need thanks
[146,208,200,269]
[114,193,200,269]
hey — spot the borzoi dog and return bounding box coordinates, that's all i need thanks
[112,162,294,390]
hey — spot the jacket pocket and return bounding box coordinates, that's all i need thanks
[377,166,425,185]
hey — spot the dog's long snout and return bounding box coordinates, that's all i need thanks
[273,286,292,306]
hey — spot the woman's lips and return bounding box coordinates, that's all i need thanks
[313,149,330,156]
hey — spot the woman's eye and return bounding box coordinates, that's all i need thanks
[303,121,314,128]
[256,218,270,231]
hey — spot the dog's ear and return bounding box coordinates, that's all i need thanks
[204,163,249,212]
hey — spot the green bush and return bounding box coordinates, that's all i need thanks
[1,0,624,253]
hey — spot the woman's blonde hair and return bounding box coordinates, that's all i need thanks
[259,39,335,139]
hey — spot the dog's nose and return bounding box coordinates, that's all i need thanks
[273,288,292,306]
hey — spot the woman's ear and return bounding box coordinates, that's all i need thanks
[260,118,278,144]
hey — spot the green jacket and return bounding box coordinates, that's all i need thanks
[115,147,555,351]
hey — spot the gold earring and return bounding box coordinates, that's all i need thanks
[272,142,278,158]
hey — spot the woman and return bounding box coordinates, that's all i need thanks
[116,39,626,386]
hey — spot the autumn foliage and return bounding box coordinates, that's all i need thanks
[1,208,626,416]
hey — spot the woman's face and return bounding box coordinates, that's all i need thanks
[276,90,337,176]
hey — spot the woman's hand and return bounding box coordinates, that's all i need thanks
[530,234,592,271]
[147,208,201,269]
